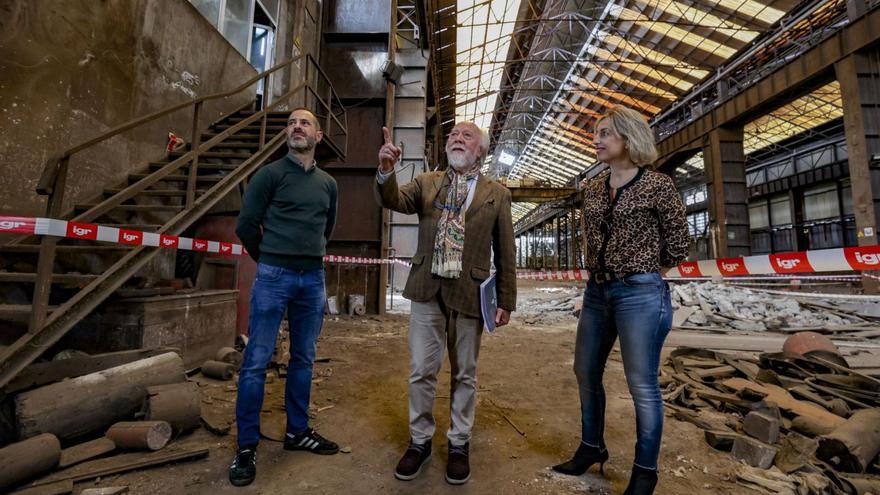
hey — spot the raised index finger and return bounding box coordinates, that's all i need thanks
[382,126,392,145]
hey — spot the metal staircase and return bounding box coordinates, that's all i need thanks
[0,54,347,389]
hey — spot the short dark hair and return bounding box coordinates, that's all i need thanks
[288,107,322,131]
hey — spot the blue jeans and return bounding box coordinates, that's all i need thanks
[574,272,671,469]
[235,263,326,448]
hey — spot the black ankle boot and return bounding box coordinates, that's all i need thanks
[623,465,658,494]
[552,442,609,476]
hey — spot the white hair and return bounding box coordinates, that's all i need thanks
[454,121,490,158]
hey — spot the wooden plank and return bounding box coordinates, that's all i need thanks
[30,447,209,487]
[721,378,845,428]
[673,307,698,328]
[58,438,116,469]
[10,479,73,495]
[694,365,738,380]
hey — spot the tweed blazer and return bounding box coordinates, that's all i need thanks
[374,170,517,318]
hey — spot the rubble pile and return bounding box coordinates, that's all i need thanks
[517,286,583,325]
[662,345,880,494]
[671,282,868,332]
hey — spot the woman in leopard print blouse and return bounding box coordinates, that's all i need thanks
[553,107,689,495]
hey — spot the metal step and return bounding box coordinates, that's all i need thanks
[128,173,225,182]
[0,304,57,323]
[214,124,287,132]
[187,142,259,150]
[168,150,252,159]
[202,132,261,141]
[0,273,99,284]
[148,162,240,172]
[75,204,184,213]
[104,189,202,197]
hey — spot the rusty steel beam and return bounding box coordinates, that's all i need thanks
[655,5,880,168]
[509,186,578,203]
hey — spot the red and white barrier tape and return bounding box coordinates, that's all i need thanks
[0,216,411,267]
[667,246,880,277]
[3,215,879,277]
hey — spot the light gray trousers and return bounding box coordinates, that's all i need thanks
[408,297,483,446]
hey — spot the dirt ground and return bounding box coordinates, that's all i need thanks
[71,280,758,495]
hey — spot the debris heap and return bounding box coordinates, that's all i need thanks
[663,344,880,494]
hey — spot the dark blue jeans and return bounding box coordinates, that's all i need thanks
[236,263,326,448]
[574,272,672,469]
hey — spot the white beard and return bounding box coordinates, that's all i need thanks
[447,149,478,171]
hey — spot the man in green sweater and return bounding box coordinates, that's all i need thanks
[229,108,339,487]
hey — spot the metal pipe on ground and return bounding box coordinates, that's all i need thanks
[201,360,234,380]
[0,433,61,491]
[105,421,172,451]
[817,408,880,473]
[144,382,201,434]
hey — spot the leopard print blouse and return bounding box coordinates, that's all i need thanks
[582,167,689,274]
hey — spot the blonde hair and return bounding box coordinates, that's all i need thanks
[596,107,658,167]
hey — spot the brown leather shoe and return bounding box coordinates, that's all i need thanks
[394,440,431,481]
[446,442,470,485]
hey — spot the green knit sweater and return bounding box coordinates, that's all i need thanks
[236,155,337,270]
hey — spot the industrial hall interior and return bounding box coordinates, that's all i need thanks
[3,0,880,493]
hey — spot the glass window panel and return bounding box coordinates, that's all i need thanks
[257,0,279,23]
[770,195,792,225]
[190,0,222,28]
[749,203,770,229]
[223,0,253,58]
[804,183,840,221]
[687,211,708,236]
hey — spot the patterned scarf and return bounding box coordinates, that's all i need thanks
[432,165,480,278]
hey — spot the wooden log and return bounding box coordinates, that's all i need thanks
[145,382,201,434]
[201,360,234,380]
[15,353,185,441]
[105,421,172,451]
[215,347,242,368]
[6,348,177,394]
[817,408,880,473]
[0,433,61,491]
[58,437,116,468]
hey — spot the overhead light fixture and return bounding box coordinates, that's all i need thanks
[498,150,516,166]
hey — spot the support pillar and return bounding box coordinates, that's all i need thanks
[703,126,751,258]
[836,48,880,292]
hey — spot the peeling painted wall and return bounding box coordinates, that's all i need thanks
[0,0,258,224]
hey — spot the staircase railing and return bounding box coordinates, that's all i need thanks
[0,54,346,389]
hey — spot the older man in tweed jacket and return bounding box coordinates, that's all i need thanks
[374,122,516,485]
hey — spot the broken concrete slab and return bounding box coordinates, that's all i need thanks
[743,412,781,444]
[732,436,778,469]
[775,432,818,474]
[704,430,739,451]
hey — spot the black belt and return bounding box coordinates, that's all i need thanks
[591,271,632,284]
